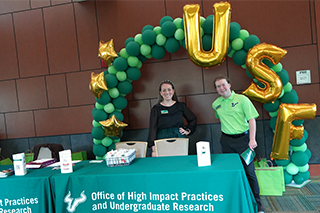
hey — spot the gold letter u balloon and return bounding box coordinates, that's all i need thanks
[183,2,231,68]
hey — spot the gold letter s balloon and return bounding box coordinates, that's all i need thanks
[244,43,287,103]
[271,103,317,160]
[183,2,231,68]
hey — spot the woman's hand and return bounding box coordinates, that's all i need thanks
[179,127,190,135]
[152,146,156,157]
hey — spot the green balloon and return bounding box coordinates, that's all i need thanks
[262,58,274,67]
[173,17,182,29]
[283,170,293,184]
[280,89,298,104]
[102,137,113,147]
[229,22,241,41]
[305,149,311,160]
[116,71,127,82]
[286,163,299,175]
[93,138,102,145]
[202,34,212,51]
[244,35,260,51]
[174,28,185,41]
[227,49,236,58]
[164,37,180,53]
[119,48,129,59]
[113,57,128,71]
[283,82,292,93]
[127,56,139,67]
[107,142,116,151]
[124,37,134,46]
[105,74,118,88]
[161,21,176,37]
[108,87,120,98]
[92,120,101,127]
[117,81,132,94]
[95,102,104,110]
[200,16,205,26]
[292,119,304,126]
[95,156,104,160]
[93,144,107,157]
[293,173,305,184]
[272,63,283,72]
[126,41,140,56]
[232,50,247,66]
[160,16,173,26]
[245,69,253,79]
[142,25,153,33]
[153,26,162,35]
[136,60,142,69]
[113,96,128,109]
[95,91,111,105]
[292,143,307,152]
[298,164,309,172]
[278,89,284,99]
[156,34,167,46]
[92,126,105,140]
[151,44,166,60]
[140,44,152,56]
[126,67,141,81]
[277,69,289,85]
[93,109,108,122]
[241,64,246,69]
[107,65,117,75]
[238,29,249,40]
[300,171,310,180]
[134,33,143,45]
[291,151,309,166]
[109,111,124,121]
[142,29,156,45]
[264,99,280,112]
[231,38,244,51]
[104,103,115,114]
[269,110,278,117]
[275,157,290,166]
[202,18,213,35]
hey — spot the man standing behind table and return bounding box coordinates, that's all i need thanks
[212,75,264,213]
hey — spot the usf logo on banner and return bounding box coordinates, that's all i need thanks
[64,191,87,213]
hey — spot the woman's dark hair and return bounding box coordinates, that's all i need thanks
[213,75,231,89]
[157,80,178,103]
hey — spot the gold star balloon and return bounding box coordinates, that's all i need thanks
[98,39,118,66]
[99,115,128,137]
[89,72,108,99]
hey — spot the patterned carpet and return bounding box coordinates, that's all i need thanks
[261,176,320,213]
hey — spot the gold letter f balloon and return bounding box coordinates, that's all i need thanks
[183,2,231,68]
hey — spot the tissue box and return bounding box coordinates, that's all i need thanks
[105,149,136,167]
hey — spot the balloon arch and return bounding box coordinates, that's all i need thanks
[89,2,316,185]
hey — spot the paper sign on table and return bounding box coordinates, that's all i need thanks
[196,141,211,167]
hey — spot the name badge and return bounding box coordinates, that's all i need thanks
[161,110,168,114]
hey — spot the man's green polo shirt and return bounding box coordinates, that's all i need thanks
[212,91,259,135]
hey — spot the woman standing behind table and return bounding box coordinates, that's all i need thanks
[147,80,197,157]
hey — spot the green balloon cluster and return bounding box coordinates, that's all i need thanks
[227,22,310,185]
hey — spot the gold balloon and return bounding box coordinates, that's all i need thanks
[183,2,231,68]
[98,39,118,66]
[271,103,317,160]
[243,43,287,103]
[99,115,128,137]
[89,72,108,99]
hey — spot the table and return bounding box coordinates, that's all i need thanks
[0,165,57,213]
[51,154,257,213]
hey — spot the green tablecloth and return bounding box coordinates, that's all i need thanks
[0,165,57,213]
[51,154,257,213]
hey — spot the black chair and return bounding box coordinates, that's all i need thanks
[32,143,64,161]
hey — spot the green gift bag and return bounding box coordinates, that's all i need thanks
[25,153,34,164]
[254,158,268,168]
[255,161,285,196]
[0,158,13,165]
[71,151,87,161]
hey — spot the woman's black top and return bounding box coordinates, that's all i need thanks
[147,101,197,147]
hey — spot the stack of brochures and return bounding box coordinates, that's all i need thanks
[26,158,57,169]
[0,168,14,178]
